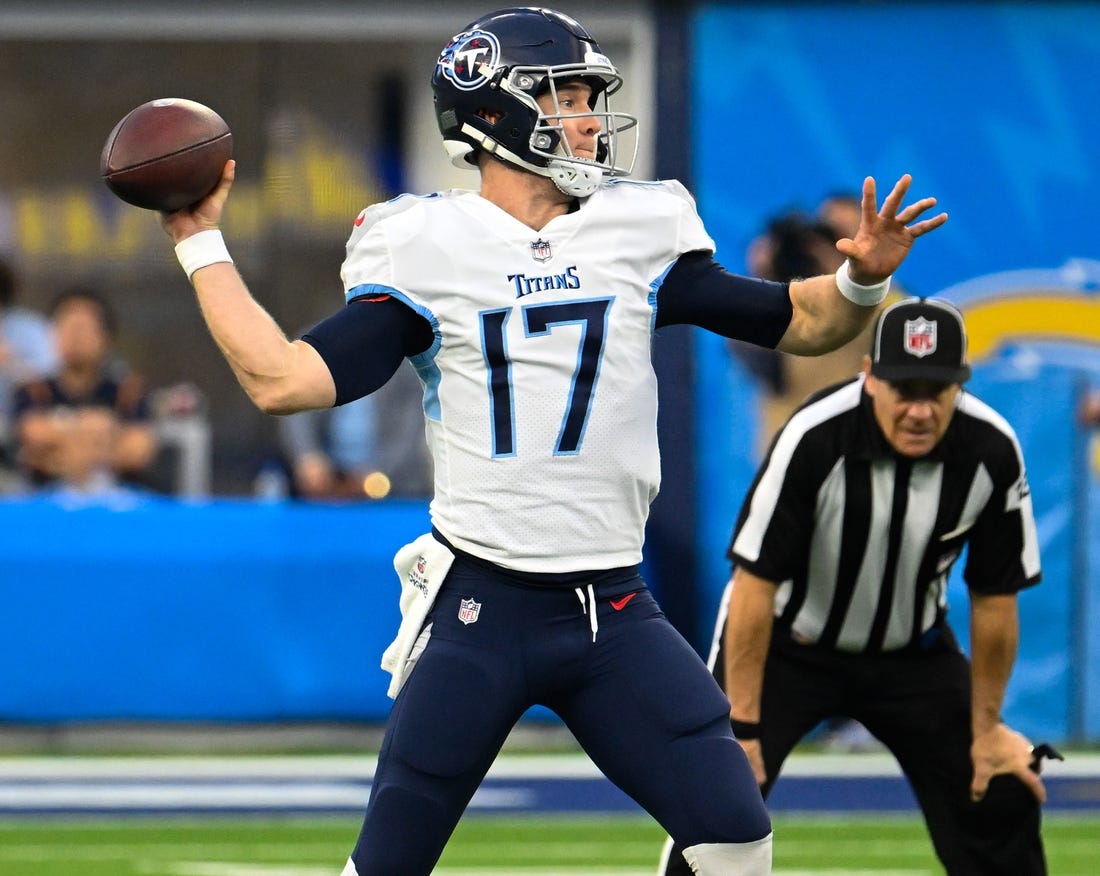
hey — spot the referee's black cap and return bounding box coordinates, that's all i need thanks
[871,297,972,385]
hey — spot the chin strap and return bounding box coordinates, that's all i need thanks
[547,159,603,198]
[448,125,607,197]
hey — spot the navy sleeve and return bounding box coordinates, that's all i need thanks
[655,251,793,348]
[301,296,434,406]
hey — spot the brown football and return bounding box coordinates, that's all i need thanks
[100,98,233,211]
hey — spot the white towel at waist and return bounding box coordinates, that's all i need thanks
[381,532,455,699]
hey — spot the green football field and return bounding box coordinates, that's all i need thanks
[1,813,1098,875]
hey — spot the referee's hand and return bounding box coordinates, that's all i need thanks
[970,723,1046,804]
[736,739,768,787]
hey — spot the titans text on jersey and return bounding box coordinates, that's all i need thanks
[507,265,581,297]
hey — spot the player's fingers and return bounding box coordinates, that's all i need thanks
[859,176,878,223]
[906,212,950,238]
[895,196,938,224]
[879,173,913,217]
[208,160,235,199]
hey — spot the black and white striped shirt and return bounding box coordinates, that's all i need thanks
[729,375,1041,654]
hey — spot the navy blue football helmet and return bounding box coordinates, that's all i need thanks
[432,7,637,197]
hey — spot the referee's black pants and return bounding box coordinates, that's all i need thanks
[662,625,1046,876]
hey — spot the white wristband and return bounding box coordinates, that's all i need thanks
[175,230,233,280]
[835,260,891,306]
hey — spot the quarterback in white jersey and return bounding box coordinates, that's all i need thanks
[341,179,714,572]
[158,8,947,875]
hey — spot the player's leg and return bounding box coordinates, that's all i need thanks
[346,566,529,876]
[550,584,772,875]
[658,626,847,875]
[859,634,1046,875]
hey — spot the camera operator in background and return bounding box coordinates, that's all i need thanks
[733,197,895,458]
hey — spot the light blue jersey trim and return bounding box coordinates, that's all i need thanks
[604,177,666,190]
[345,282,444,422]
[648,259,677,335]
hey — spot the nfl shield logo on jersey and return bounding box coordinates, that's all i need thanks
[458,597,482,625]
[530,238,552,262]
[903,317,937,358]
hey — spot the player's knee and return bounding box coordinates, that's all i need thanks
[682,834,773,876]
[351,783,457,875]
[666,731,771,843]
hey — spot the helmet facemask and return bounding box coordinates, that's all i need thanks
[502,63,638,197]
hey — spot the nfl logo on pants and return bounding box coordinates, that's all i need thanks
[458,598,481,625]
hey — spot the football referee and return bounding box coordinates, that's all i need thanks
[660,297,1049,875]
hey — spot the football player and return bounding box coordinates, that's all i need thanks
[159,7,947,874]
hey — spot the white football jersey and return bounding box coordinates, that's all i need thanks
[341,179,714,573]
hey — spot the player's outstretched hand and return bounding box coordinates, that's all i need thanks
[835,174,948,285]
[970,723,1046,804]
[160,159,235,244]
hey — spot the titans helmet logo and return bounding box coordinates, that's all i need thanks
[437,29,501,91]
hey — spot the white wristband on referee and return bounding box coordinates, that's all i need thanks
[175,229,233,280]
[835,259,891,306]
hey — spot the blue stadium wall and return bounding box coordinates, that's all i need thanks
[2,2,1098,745]
[690,2,1100,743]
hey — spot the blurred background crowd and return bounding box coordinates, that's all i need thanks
[1,0,1098,745]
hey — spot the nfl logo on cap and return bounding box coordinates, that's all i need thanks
[870,296,972,385]
[903,317,937,358]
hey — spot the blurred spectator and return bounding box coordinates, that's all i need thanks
[13,287,158,491]
[0,258,58,488]
[1082,388,1100,479]
[732,196,893,455]
[817,190,863,241]
[39,406,147,507]
[1080,389,1100,428]
[276,356,432,501]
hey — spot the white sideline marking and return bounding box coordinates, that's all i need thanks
[161,868,658,876]
[0,782,529,811]
[161,866,334,876]
[159,867,930,876]
[0,751,1094,779]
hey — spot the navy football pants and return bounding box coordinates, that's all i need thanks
[350,555,770,875]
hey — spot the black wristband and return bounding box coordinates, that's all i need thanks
[729,718,761,740]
